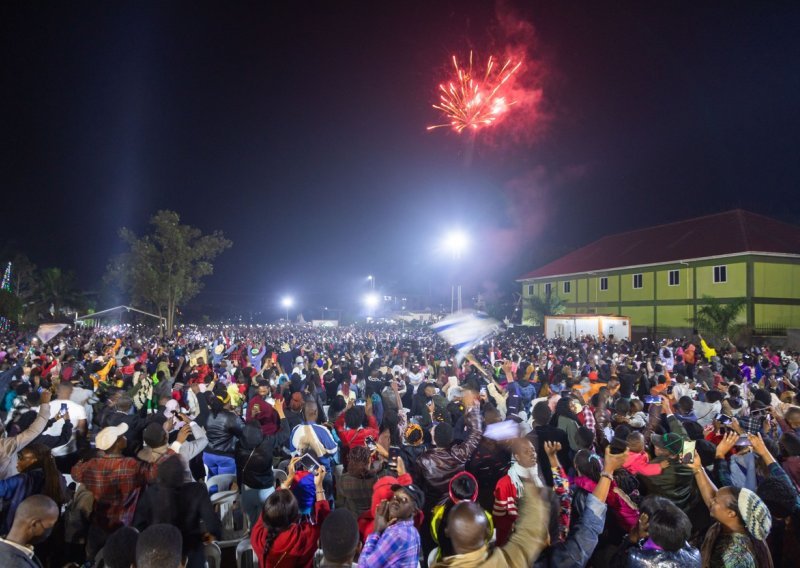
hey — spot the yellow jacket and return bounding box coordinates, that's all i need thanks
[700,338,717,359]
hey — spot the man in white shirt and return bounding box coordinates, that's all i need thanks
[692,390,724,429]
[671,376,695,402]
[39,382,87,471]
[292,356,306,378]
[407,363,426,394]
[69,379,95,426]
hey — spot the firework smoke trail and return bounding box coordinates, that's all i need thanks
[427,51,523,134]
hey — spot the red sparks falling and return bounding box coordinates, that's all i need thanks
[428,51,523,134]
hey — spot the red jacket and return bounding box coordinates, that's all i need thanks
[334,414,380,449]
[251,499,330,568]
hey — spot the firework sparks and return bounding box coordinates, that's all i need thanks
[428,51,523,134]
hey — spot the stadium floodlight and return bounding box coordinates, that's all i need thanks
[281,296,293,321]
[443,229,469,259]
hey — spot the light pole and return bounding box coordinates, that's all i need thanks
[367,275,375,290]
[443,230,469,313]
[281,296,293,322]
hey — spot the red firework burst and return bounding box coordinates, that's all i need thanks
[428,51,523,134]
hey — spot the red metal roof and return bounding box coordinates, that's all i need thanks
[519,210,800,280]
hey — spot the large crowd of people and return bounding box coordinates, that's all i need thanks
[0,322,799,567]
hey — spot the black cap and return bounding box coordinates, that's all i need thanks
[391,483,425,510]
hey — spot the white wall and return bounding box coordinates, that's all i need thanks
[545,316,630,340]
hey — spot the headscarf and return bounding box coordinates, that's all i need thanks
[290,471,316,515]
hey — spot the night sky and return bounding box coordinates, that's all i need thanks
[2,1,799,318]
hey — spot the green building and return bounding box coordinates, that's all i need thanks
[517,210,800,339]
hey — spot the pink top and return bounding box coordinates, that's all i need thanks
[623,451,662,476]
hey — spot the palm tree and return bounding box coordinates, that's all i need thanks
[691,296,747,343]
[34,268,85,321]
[523,288,567,326]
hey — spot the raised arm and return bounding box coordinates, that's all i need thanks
[12,392,52,450]
[450,406,483,463]
[689,448,718,509]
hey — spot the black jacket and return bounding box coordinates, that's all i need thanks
[133,482,221,553]
[528,425,570,486]
[235,417,291,489]
[204,410,244,455]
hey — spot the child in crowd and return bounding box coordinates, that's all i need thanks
[623,432,668,476]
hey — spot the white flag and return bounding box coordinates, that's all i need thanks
[36,323,68,344]
[431,310,500,362]
[484,420,523,441]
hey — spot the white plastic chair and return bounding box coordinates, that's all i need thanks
[206,473,237,502]
[273,468,288,487]
[213,491,250,549]
[235,537,258,568]
[427,547,439,568]
[203,542,222,568]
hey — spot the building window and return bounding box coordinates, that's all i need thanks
[563,281,571,294]
[632,273,643,289]
[527,284,534,295]
[599,277,608,291]
[544,283,552,295]
[713,265,727,283]
[668,270,680,286]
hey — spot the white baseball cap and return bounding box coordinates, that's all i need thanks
[95,423,129,451]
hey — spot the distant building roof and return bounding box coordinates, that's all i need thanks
[519,210,800,280]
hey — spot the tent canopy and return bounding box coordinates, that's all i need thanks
[75,305,165,326]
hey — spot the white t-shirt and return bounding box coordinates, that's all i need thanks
[39,399,87,456]
[407,371,425,389]
[693,400,722,429]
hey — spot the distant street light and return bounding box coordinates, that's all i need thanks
[281,296,293,322]
[367,275,375,290]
